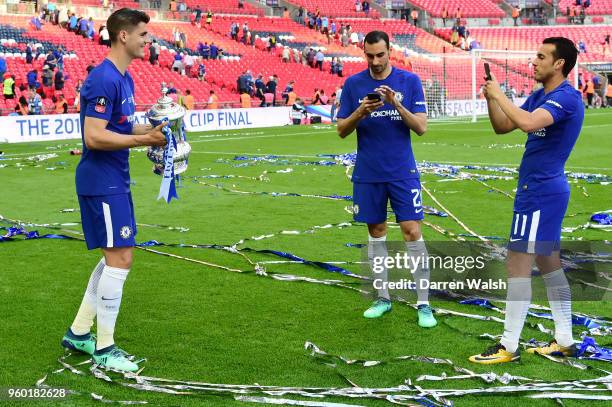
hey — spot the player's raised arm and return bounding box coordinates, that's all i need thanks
[484,73,553,133]
[84,117,167,150]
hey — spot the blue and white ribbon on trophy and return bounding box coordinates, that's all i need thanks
[151,116,179,203]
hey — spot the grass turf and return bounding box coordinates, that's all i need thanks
[0,109,611,406]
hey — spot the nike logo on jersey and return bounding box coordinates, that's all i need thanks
[509,238,523,242]
[415,208,423,213]
[101,296,119,301]
[122,98,127,104]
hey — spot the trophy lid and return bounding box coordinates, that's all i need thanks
[148,88,186,121]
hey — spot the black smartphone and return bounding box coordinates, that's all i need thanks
[484,62,492,81]
[366,92,381,101]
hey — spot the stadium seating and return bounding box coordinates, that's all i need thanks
[435,25,610,62]
[556,0,612,15]
[284,0,381,18]
[405,0,505,18]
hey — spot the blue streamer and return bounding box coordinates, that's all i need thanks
[149,116,178,203]
[591,213,612,225]
[577,336,612,362]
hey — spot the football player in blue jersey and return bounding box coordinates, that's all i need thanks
[60,8,167,372]
[470,37,583,364]
[336,31,436,328]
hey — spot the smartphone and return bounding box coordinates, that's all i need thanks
[366,92,381,101]
[484,62,492,81]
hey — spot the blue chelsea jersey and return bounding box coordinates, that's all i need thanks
[518,81,584,195]
[76,59,136,196]
[337,67,427,183]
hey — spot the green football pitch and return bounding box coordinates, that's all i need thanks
[1,110,611,406]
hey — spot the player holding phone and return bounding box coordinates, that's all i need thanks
[336,31,436,328]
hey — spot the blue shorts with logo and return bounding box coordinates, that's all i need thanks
[78,193,137,250]
[353,179,424,224]
[507,191,569,255]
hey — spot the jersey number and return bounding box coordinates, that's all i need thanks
[411,188,422,208]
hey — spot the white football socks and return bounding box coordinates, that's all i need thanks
[500,277,532,353]
[96,265,129,350]
[368,234,390,301]
[543,268,574,347]
[406,237,430,306]
[70,258,105,336]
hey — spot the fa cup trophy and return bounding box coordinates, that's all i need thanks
[146,89,191,202]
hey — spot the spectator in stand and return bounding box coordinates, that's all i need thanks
[306,48,315,67]
[54,46,65,72]
[606,82,612,108]
[578,40,587,53]
[167,82,177,94]
[584,77,595,108]
[183,89,195,110]
[184,53,194,77]
[282,80,295,104]
[362,1,370,17]
[441,6,448,27]
[210,42,219,59]
[330,57,337,74]
[240,91,251,108]
[336,59,344,77]
[74,79,83,112]
[269,35,277,51]
[25,43,33,64]
[451,24,459,45]
[180,31,187,49]
[286,87,297,106]
[350,31,359,47]
[148,40,159,65]
[512,6,520,26]
[579,7,586,24]
[27,87,42,115]
[568,6,575,24]
[79,16,88,38]
[45,51,57,71]
[69,13,77,32]
[282,46,290,62]
[319,90,329,105]
[197,59,206,81]
[3,74,15,100]
[0,56,6,79]
[411,9,419,26]
[207,90,218,109]
[15,95,28,115]
[297,6,305,25]
[266,75,278,105]
[355,0,361,12]
[331,85,342,122]
[59,6,69,28]
[315,49,325,70]
[169,0,177,13]
[312,88,321,104]
[100,25,110,46]
[254,74,265,106]
[173,27,181,48]
[27,68,38,89]
[194,6,202,27]
[42,65,54,88]
[455,7,462,24]
[54,94,68,114]
[201,42,210,59]
[206,10,213,25]
[87,17,95,40]
[54,69,65,92]
[172,52,184,74]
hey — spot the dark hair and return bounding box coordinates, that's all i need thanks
[364,31,389,49]
[185,89,191,95]
[107,8,150,44]
[542,37,578,77]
